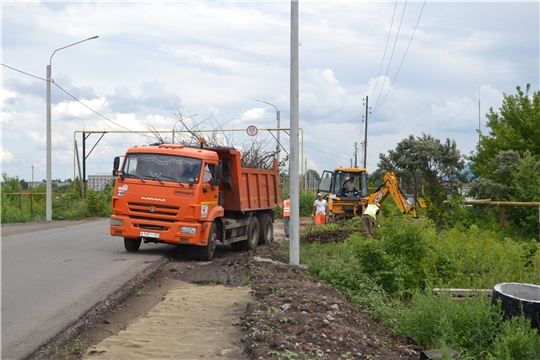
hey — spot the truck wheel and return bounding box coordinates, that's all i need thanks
[258,214,273,245]
[199,222,217,261]
[124,238,141,252]
[245,216,260,250]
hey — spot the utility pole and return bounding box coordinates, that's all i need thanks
[354,141,358,167]
[304,158,308,189]
[289,0,300,265]
[363,96,369,169]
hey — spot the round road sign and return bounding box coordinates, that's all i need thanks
[246,125,258,136]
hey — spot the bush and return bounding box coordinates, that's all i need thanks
[354,216,435,296]
[396,290,502,357]
[431,226,540,288]
[489,315,540,360]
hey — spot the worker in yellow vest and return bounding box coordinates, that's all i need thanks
[282,194,290,237]
[362,202,381,236]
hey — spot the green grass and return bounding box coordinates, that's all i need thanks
[295,212,540,359]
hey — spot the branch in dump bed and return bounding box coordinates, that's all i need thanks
[147,110,279,169]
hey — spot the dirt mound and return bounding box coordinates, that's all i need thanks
[242,237,422,359]
[301,228,359,244]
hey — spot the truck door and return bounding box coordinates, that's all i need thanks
[200,163,219,219]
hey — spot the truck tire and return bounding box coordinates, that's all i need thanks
[258,213,273,245]
[245,216,260,250]
[124,237,141,252]
[199,222,217,261]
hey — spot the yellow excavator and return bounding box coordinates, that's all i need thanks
[316,167,418,218]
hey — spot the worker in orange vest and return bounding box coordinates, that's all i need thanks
[282,194,290,237]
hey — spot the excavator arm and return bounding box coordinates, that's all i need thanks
[367,172,418,218]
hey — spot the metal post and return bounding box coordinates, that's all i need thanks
[82,132,86,199]
[363,96,369,169]
[46,64,52,221]
[277,110,281,164]
[290,0,300,265]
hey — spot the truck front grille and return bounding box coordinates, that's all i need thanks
[127,202,180,220]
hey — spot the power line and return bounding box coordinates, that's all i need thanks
[373,0,426,114]
[304,143,350,161]
[370,0,399,101]
[1,63,47,81]
[371,0,408,112]
[1,144,72,159]
[52,82,152,138]
[2,62,153,139]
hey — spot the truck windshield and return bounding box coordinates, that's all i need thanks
[122,153,202,183]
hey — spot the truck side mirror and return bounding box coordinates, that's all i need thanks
[113,156,120,176]
[113,156,120,171]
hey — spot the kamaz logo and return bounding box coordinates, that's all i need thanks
[141,197,166,202]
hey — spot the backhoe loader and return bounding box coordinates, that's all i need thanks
[316,167,418,219]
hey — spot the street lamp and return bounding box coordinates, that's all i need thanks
[46,36,98,221]
[255,99,281,163]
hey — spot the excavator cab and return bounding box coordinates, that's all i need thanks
[317,167,370,218]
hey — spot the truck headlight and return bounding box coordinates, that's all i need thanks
[201,204,208,218]
[180,226,197,235]
[110,219,124,226]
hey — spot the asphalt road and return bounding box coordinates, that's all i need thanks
[1,219,172,360]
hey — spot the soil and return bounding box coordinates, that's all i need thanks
[27,218,423,360]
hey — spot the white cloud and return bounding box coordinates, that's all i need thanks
[1,1,537,180]
[1,145,14,164]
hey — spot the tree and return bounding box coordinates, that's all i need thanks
[378,133,465,220]
[304,169,320,188]
[470,84,540,180]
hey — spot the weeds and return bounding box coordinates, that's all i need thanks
[137,284,147,296]
[299,209,540,359]
[265,306,280,317]
[55,334,87,360]
[267,349,299,359]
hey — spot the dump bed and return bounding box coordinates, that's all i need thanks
[214,148,279,212]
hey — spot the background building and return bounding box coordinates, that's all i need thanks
[87,174,114,192]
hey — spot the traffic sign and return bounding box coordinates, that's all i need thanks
[246,125,258,136]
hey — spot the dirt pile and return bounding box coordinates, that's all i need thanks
[241,227,422,359]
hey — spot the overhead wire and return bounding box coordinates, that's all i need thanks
[373,0,426,114]
[1,63,153,139]
[361,0,426,171]
[370,0,399,102]
[371,0,408,113]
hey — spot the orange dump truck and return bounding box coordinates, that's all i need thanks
[110,143,279,260]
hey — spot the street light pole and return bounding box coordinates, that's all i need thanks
[255,99,280,164]
[46,36,98,221]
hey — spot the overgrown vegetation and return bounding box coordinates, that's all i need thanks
[297,203,540,359]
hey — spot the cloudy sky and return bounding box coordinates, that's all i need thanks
[2,1,538,184]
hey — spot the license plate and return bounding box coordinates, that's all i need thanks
[140,231,160,239]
